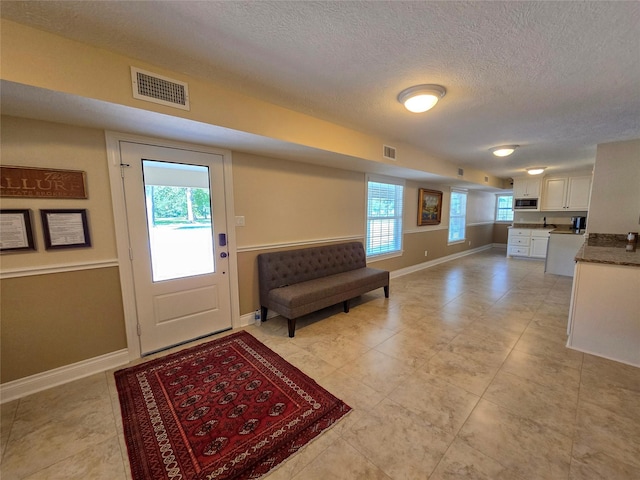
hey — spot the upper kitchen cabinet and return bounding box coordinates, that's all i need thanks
[513,177,541,198]
[541,174,592,211]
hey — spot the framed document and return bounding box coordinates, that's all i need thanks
[40,209,92,249]
[0,209,36,252]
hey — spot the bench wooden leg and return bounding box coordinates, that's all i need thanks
[261,306,268,322]
[287,318,296,338]
[343,299,350,313]
[384,285,389,298]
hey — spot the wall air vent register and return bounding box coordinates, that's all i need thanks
[383,145,397,161]
[131,67,190,111]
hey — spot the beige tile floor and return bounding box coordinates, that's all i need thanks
[2,248,639,479]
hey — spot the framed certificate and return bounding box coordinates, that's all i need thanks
[0,209,36,252]
[40,209,92,249]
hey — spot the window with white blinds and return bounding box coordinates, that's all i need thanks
[448,189,467,244]
[495,194,514,222]
[366,176,404,257]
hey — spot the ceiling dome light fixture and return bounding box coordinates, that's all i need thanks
[397,84,446,113]
[527,167,546,175]
[490,145,519,157]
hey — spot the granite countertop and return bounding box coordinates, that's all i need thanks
[550,228,586,235]
[510,223,557,230]
[575,243,640,267]
[575,233,640,267]
[510,223,584,234]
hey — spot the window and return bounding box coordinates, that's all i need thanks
[495,194,514,222]
[448,189,467,243]
[366,176,404,257]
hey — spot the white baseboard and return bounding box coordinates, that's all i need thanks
[0,349,129,404]
[239,310,278,327]
[566,344,639,368]
[391,244,494,279]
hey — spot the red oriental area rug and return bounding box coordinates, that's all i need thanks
[115,331,351,480]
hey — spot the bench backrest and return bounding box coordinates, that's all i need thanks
[258,242,367,301]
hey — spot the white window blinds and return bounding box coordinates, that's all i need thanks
[496,195,514,222]
[448,189,467,243]
[366,178,404,257]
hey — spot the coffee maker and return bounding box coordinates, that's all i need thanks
[571,216,587,231]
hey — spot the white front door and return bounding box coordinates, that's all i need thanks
[120,142,232,354]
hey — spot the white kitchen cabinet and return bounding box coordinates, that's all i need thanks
[530,231,550,258]
[566,175,592,210]
[513,177,541,198]
[507,228,552,258]
[507,228,530,257]
[541,174,592,211]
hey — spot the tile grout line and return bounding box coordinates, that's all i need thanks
[567,351,586,479]
[0,397,21,466]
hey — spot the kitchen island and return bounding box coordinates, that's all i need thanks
[567,237,640,367]
[545,229,586,276]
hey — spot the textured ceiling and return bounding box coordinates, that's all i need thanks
[2,1,639,180]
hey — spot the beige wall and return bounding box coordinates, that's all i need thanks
[1,267,126,383]
[232,152,365,247]
[589,139,640,234]
[0,116,127,383]
[493,223,509,245]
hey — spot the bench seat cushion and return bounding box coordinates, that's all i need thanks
[267,267,388,319]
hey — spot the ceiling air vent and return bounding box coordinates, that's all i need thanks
[458,168,464,177]
[131,67,190,111]
[383,145,397,160]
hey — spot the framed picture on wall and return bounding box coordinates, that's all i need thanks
[40,209,92,249]
[417,188,443,226]
[0,209,36,252]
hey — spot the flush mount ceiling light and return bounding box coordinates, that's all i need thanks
[397,84,446,113]
[490,145,519,157]
[527,167,546,175]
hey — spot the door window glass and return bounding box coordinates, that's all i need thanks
[142,160,214,281]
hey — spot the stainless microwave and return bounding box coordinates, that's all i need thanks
[514,198,539,210]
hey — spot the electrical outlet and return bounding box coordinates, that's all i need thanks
[424,250,428,257]
[468,241,471,246]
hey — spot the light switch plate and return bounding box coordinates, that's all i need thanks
[235,216,245,226]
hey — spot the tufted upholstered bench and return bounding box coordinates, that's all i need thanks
[257,242,389,337]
